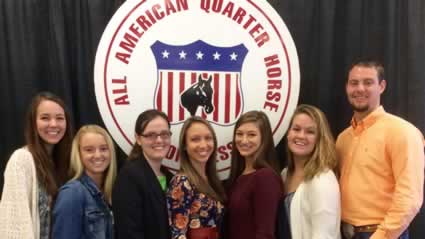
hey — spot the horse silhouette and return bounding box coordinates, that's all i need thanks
[180,75,214,116]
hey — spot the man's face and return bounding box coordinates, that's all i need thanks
[346,66,386,115]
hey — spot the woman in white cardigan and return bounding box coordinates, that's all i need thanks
[0,92,73,239]
[282,104,341,239]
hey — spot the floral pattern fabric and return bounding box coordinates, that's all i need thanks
[166,174,224,239]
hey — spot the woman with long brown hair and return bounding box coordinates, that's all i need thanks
[0,92,73,239]
[167,116,226,239]
[226,110,283,239]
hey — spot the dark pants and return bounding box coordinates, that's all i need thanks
[353,230,409,239]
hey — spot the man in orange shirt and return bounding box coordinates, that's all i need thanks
[336,60,424,239]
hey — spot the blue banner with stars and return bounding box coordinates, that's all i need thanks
[151,40,248,72]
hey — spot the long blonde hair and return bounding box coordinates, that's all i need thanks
[69,125,117,202]
[286,104,338,180]
[178,116,226,202]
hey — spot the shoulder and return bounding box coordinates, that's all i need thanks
[116,159,147,182]
[4,147,35,176]
[170,174,192,188]
[256,167,280,178]
[311,170,338,185]
[54,180,85,212]
[379,113,424,146]
[305,170,339,193]
[254,168,282,186]
[336,126,352,144]
[57,180,85,198]
[168,174,194,197]
[120,159,144,173]
[384,113,423,135]
[7,147,34,166]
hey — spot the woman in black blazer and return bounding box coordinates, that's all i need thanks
[112,109,173,239]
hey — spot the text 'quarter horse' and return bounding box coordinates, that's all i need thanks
[180,75,214,116]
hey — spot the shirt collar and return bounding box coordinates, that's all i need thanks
[351,106,385,130]
[79,173,103,197]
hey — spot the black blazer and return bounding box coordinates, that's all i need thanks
[112,156,173,239]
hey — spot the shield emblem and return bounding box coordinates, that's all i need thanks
[151,40,248,125]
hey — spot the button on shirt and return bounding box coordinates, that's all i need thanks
[337,106,424,239]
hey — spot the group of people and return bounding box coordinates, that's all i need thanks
[0,60,423,239]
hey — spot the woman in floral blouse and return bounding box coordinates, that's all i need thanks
[167,116,226,239]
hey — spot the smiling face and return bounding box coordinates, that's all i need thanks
[36,100,67,147]
[79,132,111,179]
[135,116,171,161]
[346,66,386,119]
[235,122,262,162]
[287,113,318,161]
[185,122,215,168]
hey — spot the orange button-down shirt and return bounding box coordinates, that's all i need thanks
[336,106,424,239]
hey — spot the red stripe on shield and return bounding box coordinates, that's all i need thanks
[167,72,173,121]
[236,74,241,117]
[213,73,219,122]
[225,74,231,123]
[157,72,163,112]
[179,72,185,121]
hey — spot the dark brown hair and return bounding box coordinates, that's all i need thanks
[25,91,73,197]
[178,116,226,202]
[128,109,170,160]
[349,60,385,82]
[227,111,279,187]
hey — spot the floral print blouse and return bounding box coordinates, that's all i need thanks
[166,174,224,239]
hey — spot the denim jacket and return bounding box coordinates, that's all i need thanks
[52,173,114,239]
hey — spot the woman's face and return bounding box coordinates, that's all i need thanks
[235,122,262,161]
[185,122,214,167]
[79,132,111,179]
[36,100,67,146]
[136,116,171,161]
[287,113,318,160]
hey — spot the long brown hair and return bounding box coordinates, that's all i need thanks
[128,109,170,161]
[25,92,73,197]
[227,111,279,187]
[178,116,226,202]
[286,104,338,180]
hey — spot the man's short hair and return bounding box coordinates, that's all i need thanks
[349,60,385,82]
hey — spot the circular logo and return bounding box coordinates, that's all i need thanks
[94,0,300,178]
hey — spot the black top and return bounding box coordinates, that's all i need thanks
[112,155,173,239]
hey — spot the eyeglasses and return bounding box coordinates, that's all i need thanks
[140,131,172,141]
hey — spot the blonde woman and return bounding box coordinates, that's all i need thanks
[52,125,117,239]
[282,104,340,239]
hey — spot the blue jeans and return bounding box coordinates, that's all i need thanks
[354,230,409,239]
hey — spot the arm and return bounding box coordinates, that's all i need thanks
[253,169,282,239]
[0,149,36,239]
[371,127,424,239]
[166,175,194,239]
[112,169,146,239]
[308,171,341,239]
[52,183,84,239]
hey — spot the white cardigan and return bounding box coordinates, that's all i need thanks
[282,168,341,239]
[0,147,40,239]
